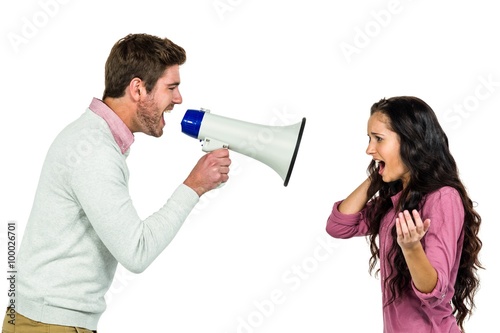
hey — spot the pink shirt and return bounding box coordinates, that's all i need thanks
[326,186,464,333]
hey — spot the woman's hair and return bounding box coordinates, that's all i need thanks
[365,96,483,331]
[102,33,186,99]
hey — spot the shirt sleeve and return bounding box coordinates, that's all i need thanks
[70,143,199,273]
[326,201,371,238]
[410,187,465,307]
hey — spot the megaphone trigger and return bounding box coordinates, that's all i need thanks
[201,138,229,152]
[181,108,305,187]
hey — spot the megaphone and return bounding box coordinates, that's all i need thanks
[181,108,306,186]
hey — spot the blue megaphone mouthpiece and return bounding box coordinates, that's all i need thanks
[180,109,207,139]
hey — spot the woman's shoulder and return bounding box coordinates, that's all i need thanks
[425,186,462,204]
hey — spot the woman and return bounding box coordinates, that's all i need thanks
[326,96,482,332]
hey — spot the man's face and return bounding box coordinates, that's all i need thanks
[135,65,182,137]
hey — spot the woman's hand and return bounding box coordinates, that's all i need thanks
[396,209,431,250]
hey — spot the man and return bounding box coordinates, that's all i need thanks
[2,33,231,333]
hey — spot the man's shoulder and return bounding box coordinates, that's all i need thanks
[55,109,113,146]
[48,109,122,168]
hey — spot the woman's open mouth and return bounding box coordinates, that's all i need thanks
[375,160,385,175]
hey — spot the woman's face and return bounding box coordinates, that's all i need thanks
[366,111,410,187]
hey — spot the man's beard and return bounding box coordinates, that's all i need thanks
[137,96,163,137]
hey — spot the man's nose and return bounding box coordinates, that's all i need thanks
[173,89,182,104]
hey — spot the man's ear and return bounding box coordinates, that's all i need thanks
[129,77,143,101]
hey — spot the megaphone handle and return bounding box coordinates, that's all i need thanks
[201,138,229,152]
[200,138,228,190]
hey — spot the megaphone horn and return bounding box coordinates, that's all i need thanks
[181,108,306,187]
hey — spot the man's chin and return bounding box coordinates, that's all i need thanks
[142,126,163,138]
[150,121,165,137]
[151,130,163,138]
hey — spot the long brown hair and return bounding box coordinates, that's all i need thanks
[365,96,483,331]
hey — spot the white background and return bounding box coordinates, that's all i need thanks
[1,0,498,332]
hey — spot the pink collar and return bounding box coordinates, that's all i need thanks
[89,98,134,154]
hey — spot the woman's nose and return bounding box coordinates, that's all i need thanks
[366,141,375,156]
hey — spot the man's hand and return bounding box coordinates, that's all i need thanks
[183,148,231,196]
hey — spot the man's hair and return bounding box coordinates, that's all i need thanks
[102,33,186,99]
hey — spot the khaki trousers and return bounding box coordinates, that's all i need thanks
[2,308,97,333]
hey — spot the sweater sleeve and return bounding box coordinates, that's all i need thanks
[71,144,199,273]
[410,187,465,307]
[326,201,371,238]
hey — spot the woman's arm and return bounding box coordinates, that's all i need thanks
[396,209,437,293]
[326,177,375,238]
[338,177,372,214]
